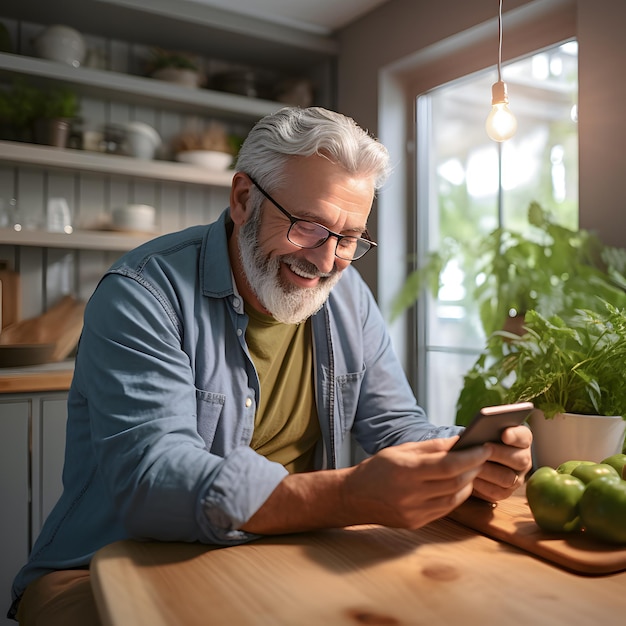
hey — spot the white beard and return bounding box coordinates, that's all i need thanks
[237,212,342,324]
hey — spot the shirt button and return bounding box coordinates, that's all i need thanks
[237,328,243,336]
[232,297,240,308]
[245,397,252,408]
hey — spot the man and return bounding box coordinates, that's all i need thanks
[10,107,532,624]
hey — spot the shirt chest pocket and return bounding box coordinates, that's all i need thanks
[195,389,226,449]
[335,369,365,433]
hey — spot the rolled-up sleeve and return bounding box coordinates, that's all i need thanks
[199,446,288,543]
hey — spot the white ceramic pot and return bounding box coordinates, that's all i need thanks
[152,67,200,88]
[123,122,161,160]
[528,409,626,468]
[34,25,86,68]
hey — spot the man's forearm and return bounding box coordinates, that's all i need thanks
[240,467,358,535]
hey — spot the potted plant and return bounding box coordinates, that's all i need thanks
[170,121,239,169]
[0,79,42,141]
[147,47,202,88]
[33,86,80,147]
[392,202,626,338]
[0,79,79,146]
[457,303,626,466]
[391,201,626,463]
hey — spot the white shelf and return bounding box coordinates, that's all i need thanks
[0,140,235,186]
[0,52,283,120]
[0,227,159,251]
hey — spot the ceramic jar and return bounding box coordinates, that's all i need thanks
[152,67,200,88]
[34,25,86,68]
[122,122,161,160]
[528,409,626,468]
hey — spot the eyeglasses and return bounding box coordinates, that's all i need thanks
[248,175,377,261]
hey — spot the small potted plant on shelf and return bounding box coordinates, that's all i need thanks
[0,79,41,141]
[147,47,202,88]
[458,303,626,467]
[0,79,79,147]
[0,20,13,53]
[33,86,80,147]
[171,121,239,169]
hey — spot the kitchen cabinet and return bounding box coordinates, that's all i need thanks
[0,399,29,626]
[0,391,68,626]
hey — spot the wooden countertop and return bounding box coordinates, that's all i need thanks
[91,496,626,626]
[0,360,74,393]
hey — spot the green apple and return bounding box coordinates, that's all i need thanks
[526,466,586,532]
[601,453,626,479]
[580,475,626,544]
[571,462,620,484]
[556,460,594,475]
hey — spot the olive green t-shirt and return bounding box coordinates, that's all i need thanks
[245,304,321,473]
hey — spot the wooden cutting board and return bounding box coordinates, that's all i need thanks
[0,264,21,328]
[447,488,626,575]
[0,295,85,361]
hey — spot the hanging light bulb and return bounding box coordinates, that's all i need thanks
[485,0,517,142]
[486,80,517,141]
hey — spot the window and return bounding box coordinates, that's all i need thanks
[415,41,579,426]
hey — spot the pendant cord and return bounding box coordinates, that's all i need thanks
[497,0,503,82]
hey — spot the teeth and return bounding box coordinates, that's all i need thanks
[289,263,316,279]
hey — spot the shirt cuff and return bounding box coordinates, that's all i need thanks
[198,446,289,544]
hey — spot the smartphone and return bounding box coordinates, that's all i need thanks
[451,402,534,451]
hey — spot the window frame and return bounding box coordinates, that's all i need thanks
[377,2,576,415]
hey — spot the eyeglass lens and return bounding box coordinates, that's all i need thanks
[288,222,366,260]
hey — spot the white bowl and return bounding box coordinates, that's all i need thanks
[111,204,156,232]
[175,150,232,170]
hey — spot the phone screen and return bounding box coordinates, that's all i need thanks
[451,402,534,451]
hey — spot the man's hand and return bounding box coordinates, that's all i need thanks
[242,437,491,535]
[468,424,533,503]
[342,438,492,529]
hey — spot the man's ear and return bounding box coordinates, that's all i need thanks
[230,172,253,225]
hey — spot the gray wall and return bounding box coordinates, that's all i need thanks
[336,0,626,297]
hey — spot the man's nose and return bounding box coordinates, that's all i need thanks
[306,237,339,275]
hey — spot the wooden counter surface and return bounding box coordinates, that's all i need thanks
[92,505,626,626]
[0,360,74,393]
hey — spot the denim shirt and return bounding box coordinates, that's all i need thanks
[10,208,462,606]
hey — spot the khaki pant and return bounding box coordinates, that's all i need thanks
[16,570,101,626]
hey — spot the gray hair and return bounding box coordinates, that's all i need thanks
[234,107,391,195]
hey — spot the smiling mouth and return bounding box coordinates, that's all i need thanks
[287,262,319,280]
[281,258,334,289]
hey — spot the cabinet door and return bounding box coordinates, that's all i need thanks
[32,395,68,538]
[0,399,30,626]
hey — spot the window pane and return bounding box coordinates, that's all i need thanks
[417,42,578,424]
[426,351,479,426]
